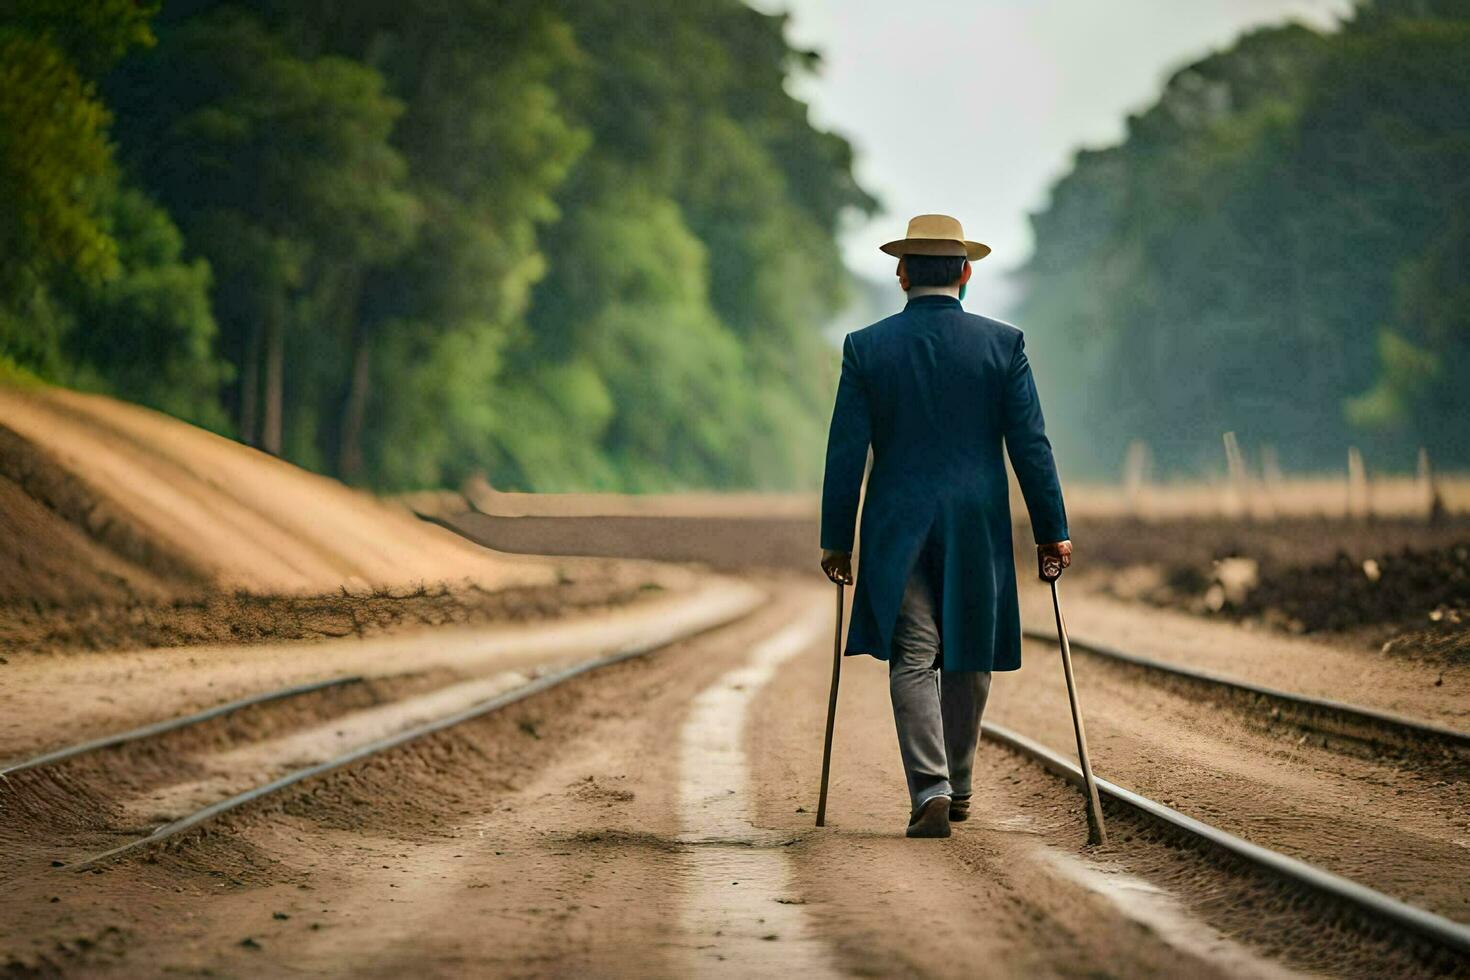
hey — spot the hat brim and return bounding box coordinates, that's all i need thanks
[880,238,991,261]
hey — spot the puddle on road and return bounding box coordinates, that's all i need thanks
[677,606,837,976]
[1037,846,1304,979]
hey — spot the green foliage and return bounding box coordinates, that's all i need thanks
[520,185,752,489]
[1349,201,1470,441]
[281,0,592,482]
[0,0,158,296]
[504,0,873,490]
[0,30,118,295]
[5,0,869,491]
[0,351,46,389]
[8,0,157,74]
[62,184,232,430]
[1018,4,1470,475]
[1345,330,1442,429]
[0,0,230,420]
[109,5,420,453]
[367,319,511,491]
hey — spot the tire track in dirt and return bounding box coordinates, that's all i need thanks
[0,580,807,976]
[742,589,1462,977]
[986,636,1470,921]
[675,603,835,974]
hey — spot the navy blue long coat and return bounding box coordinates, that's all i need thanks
[820,294,1069,673]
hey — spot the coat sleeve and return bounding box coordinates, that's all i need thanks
[820,334,871,552]
[1001,333,1069,545]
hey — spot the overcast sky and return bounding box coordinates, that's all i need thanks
[750,0,1354,313]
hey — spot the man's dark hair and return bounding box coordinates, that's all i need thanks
[903,254,966,287]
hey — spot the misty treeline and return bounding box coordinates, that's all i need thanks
[1019,0,1469,480]
[0,0,873,490]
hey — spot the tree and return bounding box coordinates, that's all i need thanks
[509,0,876,490]
[61,183,231,429]
[108,6,419,454]
[78,0,872,492]
[0,0,229,421]
[0,0,159,349]
[1016,4,1470,476]
[265,0,588,481]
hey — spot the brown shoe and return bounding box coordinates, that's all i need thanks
[950,797,971,822]
[906,796,952,838]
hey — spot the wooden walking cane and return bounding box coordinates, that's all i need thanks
[1042,557,1108,845]
[815,580,844,827]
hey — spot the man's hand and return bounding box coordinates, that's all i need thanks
[821,549,853,586]
[1037,540,1073,582]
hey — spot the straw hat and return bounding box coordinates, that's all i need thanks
[879,214,991,261]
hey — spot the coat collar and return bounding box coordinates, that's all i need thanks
[904,294,962,311]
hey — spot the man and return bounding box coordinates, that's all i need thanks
[820,214,1072,839]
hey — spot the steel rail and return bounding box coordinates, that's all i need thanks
[982,720,1470,957]
[63,634,685,872]
[1,676,366,777]
[1022,627,1470,754]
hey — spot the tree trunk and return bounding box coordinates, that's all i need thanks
[239,317,262,447]
[338,324,373,481]
[261,298,285,456]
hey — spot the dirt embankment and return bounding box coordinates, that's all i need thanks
[1069,516,1470,662]
[0,385,647,655]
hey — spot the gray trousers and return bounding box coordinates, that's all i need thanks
[890,538,991,813]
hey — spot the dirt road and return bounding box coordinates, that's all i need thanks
[5,381,1464,976]
[4,575,1458,977]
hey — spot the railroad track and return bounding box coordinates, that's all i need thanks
[5,601,1466,973]
[0,676,366,778]
[55,639,680,872]
[3,591,767,858]
[1022,627,1470,763]
[981,721,1470,964]
[1007,626,1470,967]
[1,581,764,871]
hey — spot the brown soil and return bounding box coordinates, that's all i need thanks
[425,508,818,572]
[0,383,733,658]
[1068,515,1470,661]
[0,586,796,978]
[0,383,553,602]
[0,572,744,764]
[433,481,1470,666]
[1,580,1459,977]
[751,622,1459,977]
[1071,515,1467,572]
[0,429,180,607]
[427,501,1468,732]
[0,565,657,657]
[988,636,1470,921]
[1233,542,1469,637]
[1018,585,1468,733]
[459,472,819,519]
[1,390,1464,980]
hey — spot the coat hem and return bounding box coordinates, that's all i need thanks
[843,644,1021,672]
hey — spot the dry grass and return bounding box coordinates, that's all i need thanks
[419,472,1470,524]
[1053,474,1470,522]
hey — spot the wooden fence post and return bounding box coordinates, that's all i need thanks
[1418,447,1444,525]
[1123,440,1151,520]
[1222,432,1250,521]
[1347,446,1370,521]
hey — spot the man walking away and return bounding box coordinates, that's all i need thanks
[819,214,1072,838]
